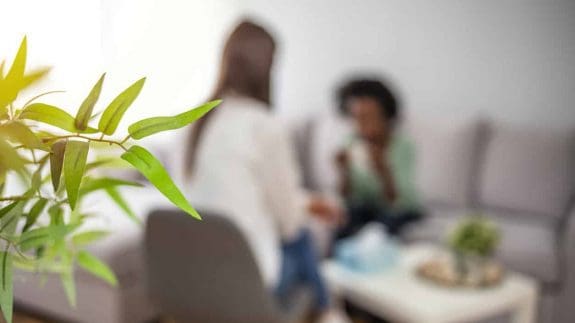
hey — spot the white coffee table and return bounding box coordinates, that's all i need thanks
[322,244,538,323]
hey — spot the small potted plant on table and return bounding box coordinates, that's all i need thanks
[448,215,501,286]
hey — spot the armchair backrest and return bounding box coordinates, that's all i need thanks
[145,209,282,323]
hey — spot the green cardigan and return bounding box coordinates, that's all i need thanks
[346,133,420,213]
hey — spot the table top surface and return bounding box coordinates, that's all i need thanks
[322,243,538,323]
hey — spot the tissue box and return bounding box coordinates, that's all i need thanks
[334,223,399,273]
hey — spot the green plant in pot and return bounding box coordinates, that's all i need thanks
[447,215,500,284]
[0,37,220,323]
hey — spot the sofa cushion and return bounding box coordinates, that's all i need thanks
[404,116,484,208]
[479,124,575,218]
[405,207,560,284]
[490,212,560,285]
[403,205,465,243]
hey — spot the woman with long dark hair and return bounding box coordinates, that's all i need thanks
[184,21,345,320]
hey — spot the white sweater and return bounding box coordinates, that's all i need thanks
[182,96,309,286]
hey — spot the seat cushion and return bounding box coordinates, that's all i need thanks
[403,206,465,243]
[479,123,575,218]
[490,212,560,285]
[404,116,484,208]
[405,207,560,284]
[14,270,122,323]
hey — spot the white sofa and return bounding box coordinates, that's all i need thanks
[294,113,575,323]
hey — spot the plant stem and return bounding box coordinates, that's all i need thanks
[0,196,26,202]
[120,134,131,144]
[21,90,66,109]
[4,240,33,261]
[30,149,37,164]
[0,235,15,245]
[0,192,57,203]
[50,134,128,151]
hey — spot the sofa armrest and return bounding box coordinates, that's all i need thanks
[557,204,575,323]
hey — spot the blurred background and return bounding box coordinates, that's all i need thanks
[2,1,575,323]
[2,0,574,128]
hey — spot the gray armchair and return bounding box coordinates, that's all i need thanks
[145,209,311,323]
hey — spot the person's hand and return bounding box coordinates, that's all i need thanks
[367,141,387,171]
[308,195,346,226]
[334,149,352,198]
[367,142,398,203]
[334,149,349,170]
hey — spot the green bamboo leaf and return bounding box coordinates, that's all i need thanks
[48,204,64,226]
[98,77,146,135]
[21,155,48,200]
[0,36,28,107]
[75,73,105,130]
[121,145,200,219]
[71,230,109,247]
[63,140,89,210]
[56,250,76,307]
[18,225,68,251]
[5,37,26,83]
[0,139,24,171]
[16,67,50,91]
[12,255,36,271]
[77,251,117,286]
[26,158,45,196]
[60,271,76,308]
[0,251,13,323]
[22,198,48,232]
[19,103,98,133]
[0,121,47,150]
[0,67,51,111]
[0,54,6,114]
[50,140,66,192]
[79,177,142,195]
[128,100,221,140]
[105,187,139,223]
[0,202,20,221]
[0,201,24,236]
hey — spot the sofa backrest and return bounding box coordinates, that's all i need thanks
[298,113,484,207]
[478,123,575,218]
[296,114,574,219]
[405,115,485,208]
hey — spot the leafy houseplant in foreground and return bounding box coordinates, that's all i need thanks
[0,37,220,322]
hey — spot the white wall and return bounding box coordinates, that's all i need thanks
[0,0,103,109]
[2,0,574,130]
[1,0,239,130]
[98,0,240,126]
[243,0,575,129]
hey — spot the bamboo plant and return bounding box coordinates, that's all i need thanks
[0,37,220,322]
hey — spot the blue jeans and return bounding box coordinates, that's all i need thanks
[275,229,330,311]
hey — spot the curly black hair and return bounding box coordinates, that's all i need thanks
[337,78,400,120]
